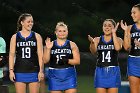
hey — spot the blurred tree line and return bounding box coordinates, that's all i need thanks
[0,0,139,52]
[0,0,139,78]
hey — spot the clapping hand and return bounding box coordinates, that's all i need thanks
[88,35,94,43]
[120,20,128,31]
[112,22,119,33]
[45,37,53,49]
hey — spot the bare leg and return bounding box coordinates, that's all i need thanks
[107,88,118,93]
[39,79,47,93]
[15,82,26,93]
[29,82,39,93]
[65,88,77,93]
[50,91,62,93]
[129,76,140,93]
[96,88,107,93]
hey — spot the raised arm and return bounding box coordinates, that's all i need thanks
[43,38,53,64]
[88,35,100,54]
[68,41,80,65]
[113,36,123,51]
[112,22,123,51]
[120,20,131,51]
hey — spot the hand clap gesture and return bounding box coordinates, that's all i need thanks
[45,37,53,49]
[112,22,119,33]
[120,20,128,31]
[88,35,94,43]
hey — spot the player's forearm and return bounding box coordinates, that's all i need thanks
[68,58,80,65]
[112,33,121,51]
[123,31,131,51]
[43,48,51,64]
[39,60,44,72]
[9,53,15,70]
[89,43,97,54]
[38,47,44,72]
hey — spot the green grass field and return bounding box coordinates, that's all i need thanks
[7,76,130,93]
[7,76,96,93]
[77,76,95,93]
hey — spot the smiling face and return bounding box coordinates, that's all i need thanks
[55,26,68,39]
[103,20,115,36]
[21,16,33,31]
[131,7,140,23]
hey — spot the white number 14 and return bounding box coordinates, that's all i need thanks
[102,51,111,62]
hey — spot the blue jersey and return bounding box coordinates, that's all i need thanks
[97,35,118,67]
[49,40,73,68]
[129,24,140,56]
[14,31,39,73]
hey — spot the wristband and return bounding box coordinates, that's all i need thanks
[9,69,13,71]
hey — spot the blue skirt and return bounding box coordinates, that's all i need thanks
[94,66,121,88]
[15,73,38,82]
[47,67,77,91]
[128,56,140,77]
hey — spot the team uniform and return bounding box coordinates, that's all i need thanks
[94,35,121,88]
[14,31,39,82]
[128,24,140,77]
[46,40,77,91]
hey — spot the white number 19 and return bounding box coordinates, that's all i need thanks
[22,47,31,58]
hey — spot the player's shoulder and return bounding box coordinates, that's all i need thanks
[11,33,17,39]
[34,32,42,39]
[69,40,78,49]
[69,40,77,46]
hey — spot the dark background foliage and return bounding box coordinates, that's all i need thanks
[0,0,139,52]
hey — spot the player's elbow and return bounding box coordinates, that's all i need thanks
[43,57,49,64]
[75,58,80,65]
[124,47,130,52]
[123,43,130,51]
[115,47,122,51]
[76,60,80,65]
[123,45,130,51]
[69,58,80,65]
